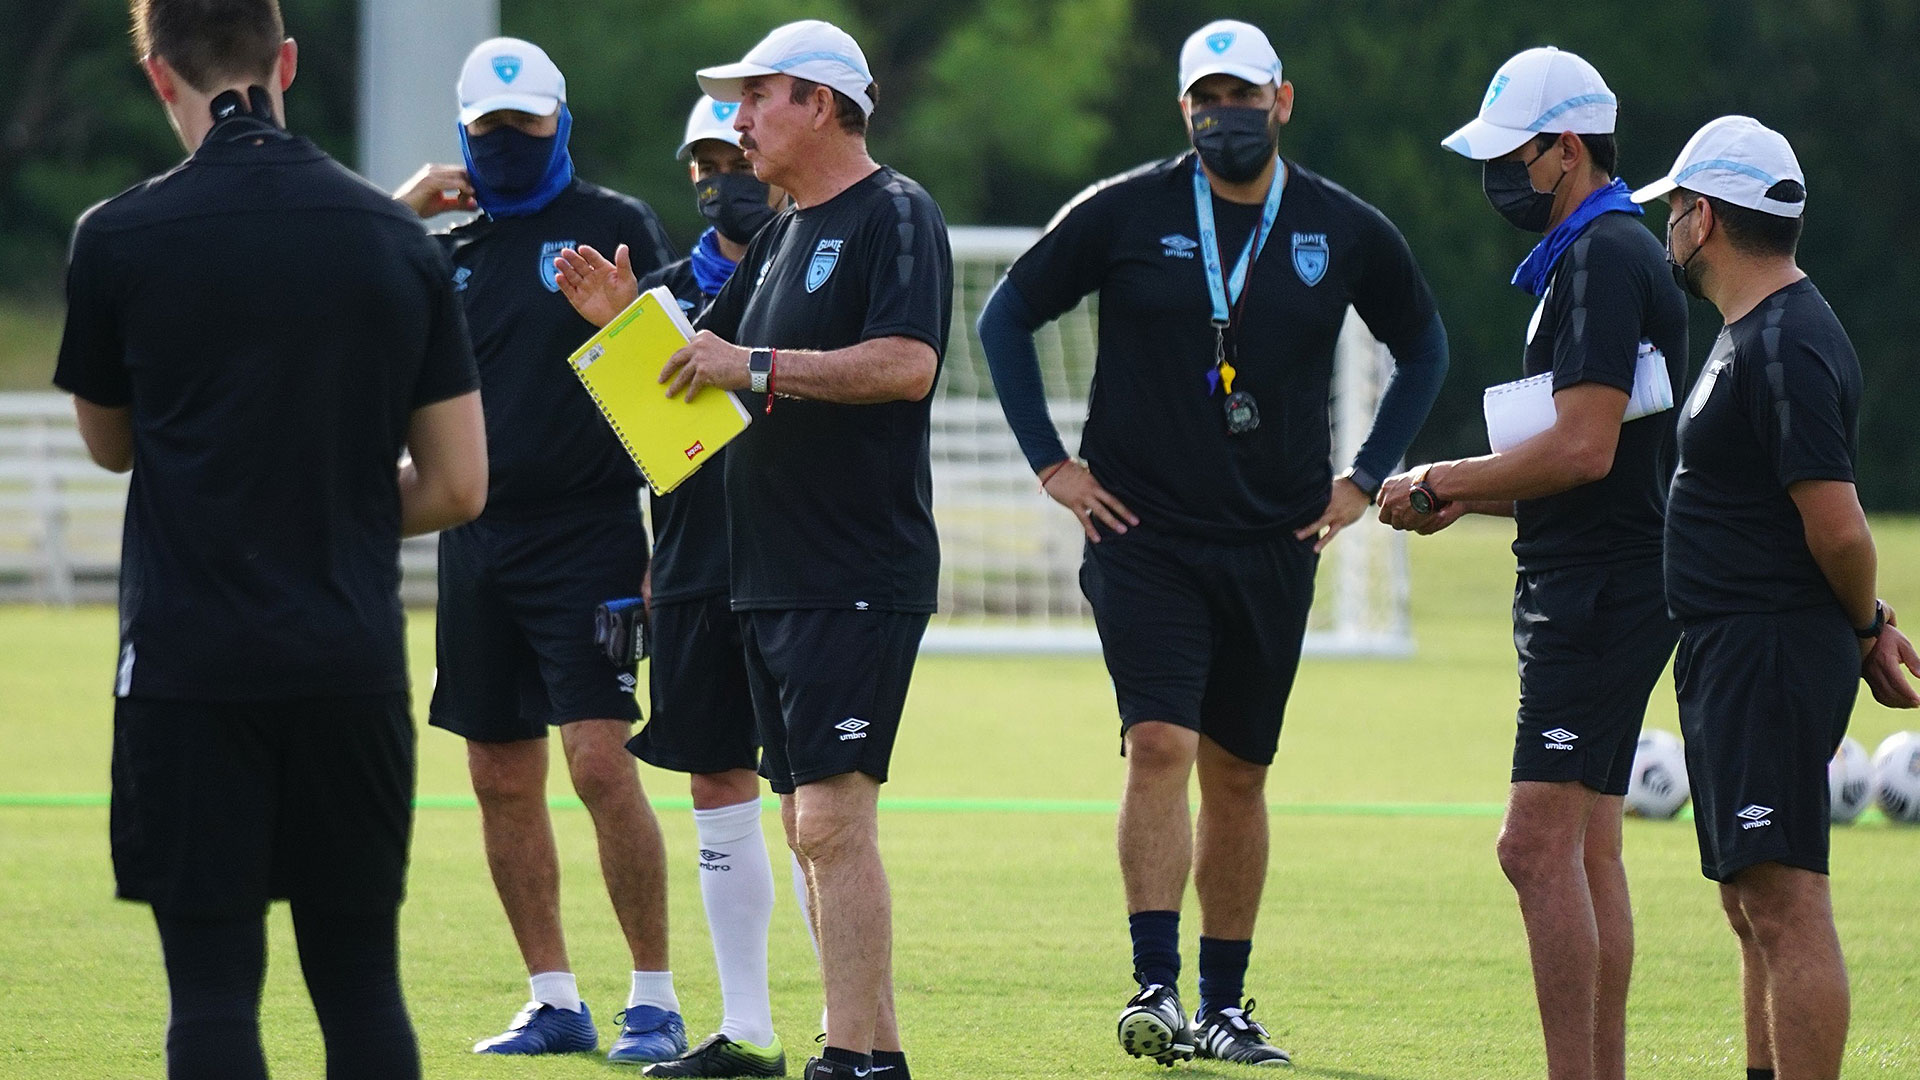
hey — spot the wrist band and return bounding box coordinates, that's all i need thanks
[764,349,777,415]
[1037,459,1070,489]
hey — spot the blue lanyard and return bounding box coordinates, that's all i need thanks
[1192,155,1286,327]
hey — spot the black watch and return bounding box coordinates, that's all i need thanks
[1855,599,1887,640]
[748,349,773,394]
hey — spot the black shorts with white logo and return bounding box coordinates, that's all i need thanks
[1677,606,1858,882]
[111,693,414,918]
[627,593,758,775]
[1080,525,1318,767]
[741,608,928,794]
[429,506,646,743]
[1511,560,1677,795]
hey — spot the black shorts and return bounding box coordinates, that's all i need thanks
[111,694,414,919]
[429,507,646,743]
[1080,526,1318,767]
[1512,561,1677,795]
[1676,607,1858,883]
[740,608,928,795]
[627,593,758,775]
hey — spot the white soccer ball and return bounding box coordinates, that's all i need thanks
[1871,732,1920,824]
[1828,736,1873,824]
[1625,729,1690,819]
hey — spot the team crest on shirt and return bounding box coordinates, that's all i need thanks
[1291,232,1329,287]
[538,240,574,293]
[806,238,844,293]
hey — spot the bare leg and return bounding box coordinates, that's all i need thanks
[561,719,669,972]
[1720,884,1774,1075]
[1193,735,1268,941]
[1729,863,1848,1080]
[1584,795,1632,1080]
[1497,781,1602,1080]
[1118,722,1199,914]
[468,737,568,975]
[788,773,890,1057]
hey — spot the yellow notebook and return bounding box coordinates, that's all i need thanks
[564,285,753,494]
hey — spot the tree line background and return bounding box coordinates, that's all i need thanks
[4,0,1916,506]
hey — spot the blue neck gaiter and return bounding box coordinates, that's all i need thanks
[1511,178,1642,296]
[459,105,575,219]
[689,228,738,299]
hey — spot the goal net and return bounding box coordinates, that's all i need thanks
[925,226,1413,656]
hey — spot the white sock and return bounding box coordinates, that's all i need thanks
[694,799,776,1045]
[629,969,680,1014]
[790,850,820,958]
[529,970,582,1013]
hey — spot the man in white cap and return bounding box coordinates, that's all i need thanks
[975,18,1448,1067]
[1376,47,1688,1080]
[555,20,951,1080]
[614,96,794,1079]
[393,37,688,1064]
[1632,115,1919,1080]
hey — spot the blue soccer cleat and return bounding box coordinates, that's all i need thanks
[608,1005,689,1064]
[473,1000,599,1055]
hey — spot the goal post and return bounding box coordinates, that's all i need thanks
[925,226,1413,657]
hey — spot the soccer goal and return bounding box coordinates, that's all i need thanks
[925,226,1413,657]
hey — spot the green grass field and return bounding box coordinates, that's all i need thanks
[3,518,1917,1078]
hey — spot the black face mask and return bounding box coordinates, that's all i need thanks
[1665,201,1707,298]
[465,126,556,195]
[1190,106,1277,184]
[697,170,776,244]
[1482,144,1565,233]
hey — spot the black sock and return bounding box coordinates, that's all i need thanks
[823,1045,872,1073]
[292,902,419,1080]
[1128,909,1181,989]
[153,911,270,1080]
[873,1048,909,1077]
[1747,1069,1775,1080]
[1197,936,1252,1016]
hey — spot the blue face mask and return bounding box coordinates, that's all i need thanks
[458,105,575,218]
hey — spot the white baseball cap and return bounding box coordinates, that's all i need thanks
[1178,20,1282,96]
[457,37,566,125]
[678,96,744,158]
[1442,47,1616,160]
[1630,115,1807,218]
[697,20,875,117]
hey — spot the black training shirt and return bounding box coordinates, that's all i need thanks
[1512,211,1690,573]
[698,167,952,612]
[1006,153,1437,538]
[53,123,478,701]
[438,180,671,519]
[636,254,729,603]
[1666,279,1860,621]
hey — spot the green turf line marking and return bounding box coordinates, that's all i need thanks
[0,792,1895,826]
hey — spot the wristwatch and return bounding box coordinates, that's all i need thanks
[1855,599,1887,640]
[1337,466,1380,501]
[1408,465,1446,516]
[748,349,773,394]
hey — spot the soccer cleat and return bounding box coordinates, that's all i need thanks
[643,1032,787,1077]
[608,1006,691,1064]
[1116,982,1195,1065]
[1193,999,1292,1066]
[472,1000,599,1055]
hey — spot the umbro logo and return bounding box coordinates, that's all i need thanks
[699,848,733,871]
[1738,804,1775,829]
[836,717,871,741]
[617,673,637,692]
[1160,233,1198,259]
[1542,728,1578,751]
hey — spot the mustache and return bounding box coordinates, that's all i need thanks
[738,134,758,151]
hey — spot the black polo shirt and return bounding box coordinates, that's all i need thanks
[1666,278,1860,622]
[697,167,952,612]
[1005,153,1437,539]
[52,122,479,701]
[1512,211,1689,573]
[438,180,672,519]
[636,254,729,604]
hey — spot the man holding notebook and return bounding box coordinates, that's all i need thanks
[1376,48,1687,1080]
[555,21,951,1080]
[392,37,688,1063]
